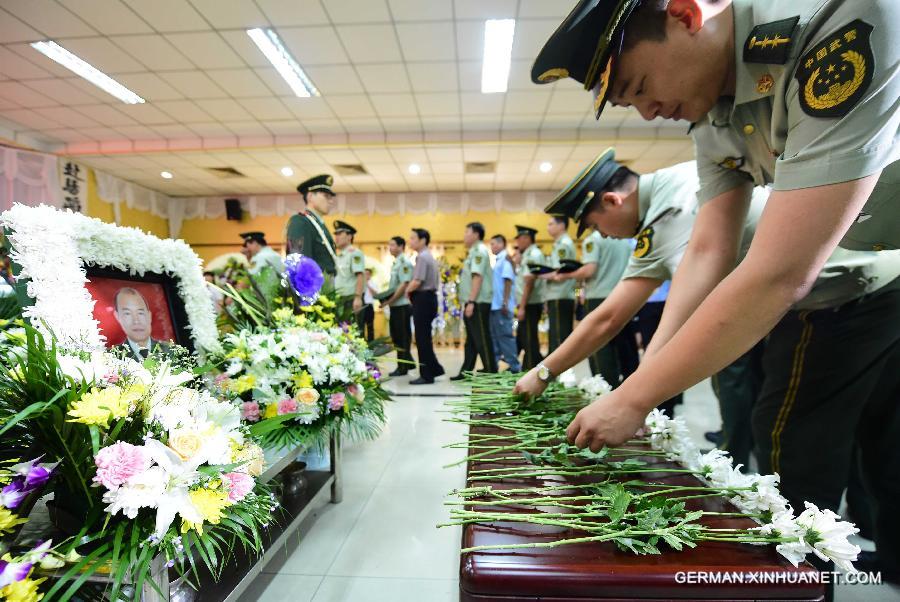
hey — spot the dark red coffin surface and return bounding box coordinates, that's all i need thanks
[458,426,825,601]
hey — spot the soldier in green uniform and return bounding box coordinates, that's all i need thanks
[240,231,284,276]
[285,174,337,277]
[332,220,366,332]
[452,222,497,378]
[383,235,415,376]
[530,0,900,577]
[543,216,576,353]
[514,225,546,370]
[553,227,635,386]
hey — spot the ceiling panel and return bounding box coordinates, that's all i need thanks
[395,22,455,61]
[337,25,403,64]
[1,1,93,38]
[164,32,245,69]
[187,0,268,29]
[57,0,152,36]
[324,0,391,24]
[111,35,195,71]
[278,27,350,65]
[121,0,208,33]
[255,0,330,26]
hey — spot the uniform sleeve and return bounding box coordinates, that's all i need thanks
[285,215,310,255]
[692,124,755,205]
[469,248,488,277]
[398,259,413,283]
[561,240,576,261]
[350,250,365,274]
[581,237,601,264]
[776,10,900,190]
[621,213,692,281]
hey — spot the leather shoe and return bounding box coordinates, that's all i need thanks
[388,369,408,377]
[449,374,467,381]
[704,431,723,445]
[409,377,434,385]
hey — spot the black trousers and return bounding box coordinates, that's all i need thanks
[635,300,683,416]
[585,297,640,387]
[517,303,544,371]
[388,304,414,373]
[460,302,497,374]
[362,303,375,342]
[338,296,367,336]
[753,278,900,571]
[410,291,444,380]
[547,299,574,354]
[711,340,766,469]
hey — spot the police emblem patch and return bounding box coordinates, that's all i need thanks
[474,255,482,264]
[718,156,745,170]
[795,20,874,118]
[557,248,566,259]
[633,227,654,259]
[403,266,410,274]
[585,241,595,253]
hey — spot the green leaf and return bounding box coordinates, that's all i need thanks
[607,485,632,524]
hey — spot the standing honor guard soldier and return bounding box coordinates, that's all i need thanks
[240,231,284,276]
[452,222,497,379]
[286,174,337,277]
[383,236,415,377]
[543,215,576,353]
[332,220,366,332]
[530,0,900,579]
[552,226,635,386]
[514,225,545,370]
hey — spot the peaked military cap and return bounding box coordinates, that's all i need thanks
[515,225,538,238]
[240,231,267,244]
[531,0,641,120]
[297,174,335,196]
[333,220,357,235]
[544,147,621,238]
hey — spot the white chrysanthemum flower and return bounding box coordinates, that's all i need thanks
[579,375,612,397]
[795,502,861,573]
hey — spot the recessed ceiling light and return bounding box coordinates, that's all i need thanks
[539,162,553,173]
[280,166,294,177]
[247,28,319,98]
[160,171,173,179]
[481,19,516,94]
[30,40,145,104]
[408,163,422,175]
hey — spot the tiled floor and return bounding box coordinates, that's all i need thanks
[238,348,898,602]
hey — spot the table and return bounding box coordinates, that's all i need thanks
[458,426,825,601]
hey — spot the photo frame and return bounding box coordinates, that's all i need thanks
[1,203,220,354]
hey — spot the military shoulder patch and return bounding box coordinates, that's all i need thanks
[403,265,411,274]
[633,227,654,259]
[795,20,874,118]
[557,248,566,259]
[474,255,482,264]
[585,241,595,253]
[744,16,799,64]
[718,156,745,170]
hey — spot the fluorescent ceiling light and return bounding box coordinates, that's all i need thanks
[30,40,145,104]
[160,171,173,179]
[481,19,515,94]
[247,28,319,98]
[408,163,421,175]
[539,162,553,173]
[280,166,294,177]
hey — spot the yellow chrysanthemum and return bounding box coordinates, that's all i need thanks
[0,576,47,602]
[228,374,256,394]
[66,386,131,428]
[263,403,278,419]
[190,488,229,525]
[293,314,308,326]
[272,307,294,323]
[225,348,248,361]
[291,371,313,390]
[0,507,27,535]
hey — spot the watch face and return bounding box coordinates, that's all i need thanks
[538,365,550,381]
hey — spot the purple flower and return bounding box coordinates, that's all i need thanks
[1,480,27,509]
[24,465,52,490]
[0,558,32,588]
[283,254,324,304]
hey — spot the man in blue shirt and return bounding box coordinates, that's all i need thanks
[489,234,521,372]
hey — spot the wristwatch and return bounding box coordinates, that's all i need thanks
[536,362,553,383]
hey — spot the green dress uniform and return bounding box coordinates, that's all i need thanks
[457,241,497,375]
[387,254,414,373]
[249,245,284,276]
[544,232,576,353]
[284,208,336,276]
[516,239,546,370]
[581,230,635,386]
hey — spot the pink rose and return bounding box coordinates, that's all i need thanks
[277,398,299,415]
[347,384,364,400]
[328,392,346,411]
[93,442,151,490]
[214,374,229,385]
[241,401,260,422]
[223,472,254,502]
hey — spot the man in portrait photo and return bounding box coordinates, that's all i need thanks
[112,287,171,361]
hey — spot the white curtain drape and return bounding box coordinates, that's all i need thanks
[0,147,62,211]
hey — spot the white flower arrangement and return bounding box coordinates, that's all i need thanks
[641,407,861,572]
[0,203,220,353]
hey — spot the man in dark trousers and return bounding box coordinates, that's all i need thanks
[514,225,545,370]
[383,235,414,376]
[451,222,497,380]
[406,228,445,385]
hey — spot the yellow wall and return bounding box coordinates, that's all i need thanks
[181,210,575,265]
[85,170,170,239]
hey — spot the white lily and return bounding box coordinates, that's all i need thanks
[144,439,205,538]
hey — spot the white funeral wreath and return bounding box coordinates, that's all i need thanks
[1,203,221,354]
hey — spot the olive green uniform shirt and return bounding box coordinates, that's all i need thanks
[691,0,899,251]
[516,243,546,305]
[284,209,336,275]
[581,230,631,300]
[545,233,576,301]
[249,245,284,275]
[388,254,414,308]
[460,241,493,305]
[334,246,365,297]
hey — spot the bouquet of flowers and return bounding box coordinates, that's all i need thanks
[211,314,388,451]
[0,328,274,601]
